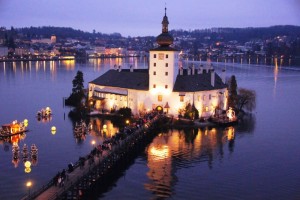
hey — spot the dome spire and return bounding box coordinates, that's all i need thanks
[162,6,169,33]
[156,6,174,47]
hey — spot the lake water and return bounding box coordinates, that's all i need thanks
[0,58,300,200]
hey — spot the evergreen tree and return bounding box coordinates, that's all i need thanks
[228,75,238,109]
[66,70,85,107]
[72,70,84,94]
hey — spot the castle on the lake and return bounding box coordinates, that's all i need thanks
[88,8,228,118]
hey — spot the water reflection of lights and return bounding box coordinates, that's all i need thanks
[273,58,279,98]
[226,127,235,141]
[62,60,75,70]
[149,145,169,161]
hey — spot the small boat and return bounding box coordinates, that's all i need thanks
[36,107,52,121]
[74,120,88,138]
[12,143,20,160]
[22,144,29,160]
[31,144,38,157]
[0,120,28,138]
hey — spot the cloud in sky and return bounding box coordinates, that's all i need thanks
[1,0,299,36]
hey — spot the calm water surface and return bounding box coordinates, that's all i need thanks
[0,58,300,200]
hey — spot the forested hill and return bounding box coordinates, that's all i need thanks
[16,26,122,40]
[170,25,300,43]
[7,25,300,42]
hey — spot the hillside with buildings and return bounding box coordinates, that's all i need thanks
[0,25,300,61]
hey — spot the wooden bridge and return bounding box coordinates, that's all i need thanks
[22,114,169,200]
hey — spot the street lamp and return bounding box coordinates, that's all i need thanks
[26,181,32,197]
[91,140,96,148]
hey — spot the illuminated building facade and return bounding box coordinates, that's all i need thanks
[88,8,228,118]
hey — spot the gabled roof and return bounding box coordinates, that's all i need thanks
[89,69,149,90]
[173,69,227,92]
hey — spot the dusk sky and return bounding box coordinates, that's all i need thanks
[1,0,300,37]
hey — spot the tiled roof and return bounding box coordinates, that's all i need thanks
[173,69,227,92]
[89,69,149,90]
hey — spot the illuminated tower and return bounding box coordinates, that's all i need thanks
[149,7,179,102]
[50,35,57,44]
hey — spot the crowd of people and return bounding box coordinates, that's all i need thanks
[51,111,162,189]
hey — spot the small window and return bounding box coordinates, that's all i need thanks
[153,71,156,75]
[154,54,156,58]
[120,96,123,101]
[180,96,184,102]
[198,95,201,101]
[165,85,168,89]
[115,95,117,100]
[158,95,163,102]
[165,63,168,67]
[209,94,211,100]
[166,54,168,58]
[154,63,156,67]
[165,72,168,76]
[153,84,156,88]
[205,106,209,112]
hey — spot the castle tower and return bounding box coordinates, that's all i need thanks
[149,7,179,103]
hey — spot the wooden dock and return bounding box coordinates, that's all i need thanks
[22,114,169,200]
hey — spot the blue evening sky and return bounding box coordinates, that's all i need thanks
[0,0,299,37]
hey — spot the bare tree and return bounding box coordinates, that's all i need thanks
[237,88,256,112]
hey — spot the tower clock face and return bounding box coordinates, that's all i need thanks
[158,53,164,60]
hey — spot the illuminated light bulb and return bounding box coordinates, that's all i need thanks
[24,161,31,168]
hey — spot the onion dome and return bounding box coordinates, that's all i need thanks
[156,7,174,47]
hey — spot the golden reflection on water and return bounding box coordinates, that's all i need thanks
[88,118,119,139]
[273,58,279,97]
[62,60,75,70]
[145,127,235,198]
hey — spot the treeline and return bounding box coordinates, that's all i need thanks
[16,26,123,40]
[171,25,300,43]
[6,25,300,42]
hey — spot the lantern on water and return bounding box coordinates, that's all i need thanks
[23,119,29,127]
[24,161,31,168]
[25,167,32,173]
[51,126,56,135]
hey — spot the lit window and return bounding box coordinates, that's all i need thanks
[180,96,184,102]
[153,71,156,75]
[205,106,209,112]
[203,95,206,101]
[120,96,123,101]
[165,85,168,89]
[166,54,168,58]
[165,72,168,76]
[153,84,156,88]
[165,63,168,67]
[110,94,113,99]
[158,95,163,102]
[154,54,156,58]
[198,95,201,101]
[154,63,156,67]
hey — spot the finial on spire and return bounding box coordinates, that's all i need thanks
[165,3,167,16]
